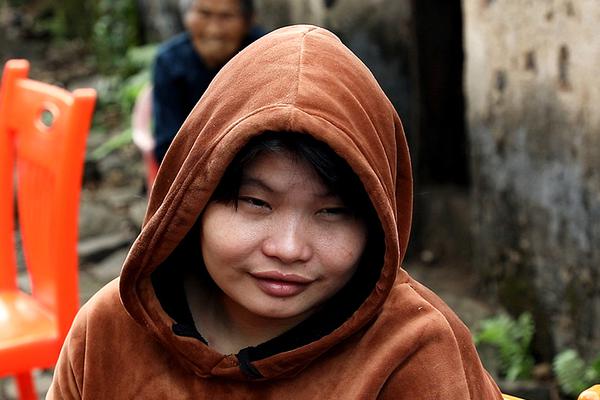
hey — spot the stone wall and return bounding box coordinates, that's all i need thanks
[464,0,600,357]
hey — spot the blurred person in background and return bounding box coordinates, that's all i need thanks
[152,0,265,164]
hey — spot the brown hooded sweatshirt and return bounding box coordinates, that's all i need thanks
[48,25,503,399]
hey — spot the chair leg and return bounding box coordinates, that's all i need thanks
[15,372,37,400]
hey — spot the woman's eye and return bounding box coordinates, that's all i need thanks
[318,207,350,217]
[239,196,270,209]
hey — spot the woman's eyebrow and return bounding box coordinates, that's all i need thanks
[239,176,275,193]
[240,175,337,198]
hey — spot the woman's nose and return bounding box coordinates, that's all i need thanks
[261,217,312,264]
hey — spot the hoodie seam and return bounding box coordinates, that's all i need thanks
[291,27,398,209]
[291,27,319,117]
[292,30,308,110]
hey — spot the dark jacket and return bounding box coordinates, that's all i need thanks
[152,27,264,163]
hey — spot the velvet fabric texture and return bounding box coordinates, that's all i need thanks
[48,25,503,399]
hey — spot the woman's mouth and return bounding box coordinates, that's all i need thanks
[250,271,313,297]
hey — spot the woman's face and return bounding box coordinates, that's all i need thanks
[200,150,368,325]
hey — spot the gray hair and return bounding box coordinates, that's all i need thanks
[179,0,195,16]
[178,0,255,19]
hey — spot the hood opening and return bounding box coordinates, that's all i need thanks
[151,131,386,362]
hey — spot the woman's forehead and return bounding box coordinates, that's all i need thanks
[239,151,333,197]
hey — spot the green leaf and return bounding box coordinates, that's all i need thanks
[90,128,133,160]
[553,349,590,396]
[474,312,534,381]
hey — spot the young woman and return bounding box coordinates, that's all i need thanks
[48,25,503,399]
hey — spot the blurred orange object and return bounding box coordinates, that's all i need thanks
[0,59,96,399]
[579,385,600,400]
[131,84,159,192]
[502,394,525,399]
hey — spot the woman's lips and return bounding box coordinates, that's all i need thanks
[250,271,313,297]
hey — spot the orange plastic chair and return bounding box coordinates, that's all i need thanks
[131,84,159,191]
[0,59,96,399]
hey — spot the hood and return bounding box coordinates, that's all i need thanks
[120,25,412,380]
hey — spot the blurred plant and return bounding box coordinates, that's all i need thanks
[90,127,134,161]
[2,0,139,68]
[92,0,141,74]
[553,349,600,397]
[90,44,157,160]
[50,1,95,40]
[94,44,157,112]
[474,312,535,381]
[2,0,93,40]
[119,44,157,109]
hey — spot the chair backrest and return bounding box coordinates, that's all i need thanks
[0,59,96,339]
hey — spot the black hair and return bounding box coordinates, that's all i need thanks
[211,132,373,220]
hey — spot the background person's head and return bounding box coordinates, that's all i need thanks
[179,0,254,68]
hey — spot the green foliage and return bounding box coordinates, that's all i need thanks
[553,350,600,396]
[50,1,95,40]
[92,0,141,74]
[474,313,535,381]
[121,44,159,75]
[118,45,157,110]
[92,44,156,116]
[90,44,157,160]
[3,1,138,64]
[3,1,93,41]
[90,128,133,160]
